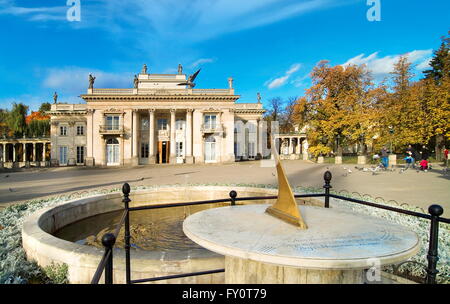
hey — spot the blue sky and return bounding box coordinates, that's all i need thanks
[0,0,449,111]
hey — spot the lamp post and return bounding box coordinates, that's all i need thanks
[388,126,394,153]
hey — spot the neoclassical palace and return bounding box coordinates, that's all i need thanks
[47,68,272,166]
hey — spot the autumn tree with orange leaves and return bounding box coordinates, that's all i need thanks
[293,60,378,157]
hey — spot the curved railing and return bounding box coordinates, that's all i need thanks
[91,171,449,284]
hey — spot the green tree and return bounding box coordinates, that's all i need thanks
[38,102,51,113]
[423,31,450,84]
[0,109,10,137]
[7,103,28,137]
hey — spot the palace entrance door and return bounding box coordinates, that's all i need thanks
[157,141,170,164]
[106,138,120,166]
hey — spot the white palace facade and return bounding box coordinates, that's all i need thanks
[47,69,270,166]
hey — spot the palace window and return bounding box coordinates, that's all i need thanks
[176,119,185,130]
[106,116,120,130]
[176,142,183,157]
[76,125,84,136]
[158,119,168,130]
[141,117,149,130]
[204,114,217,129]
[59,146,68,165]
[248,142,256,158]
[76,146,85,163]
[60,126,67,136]
[141,143,149,158]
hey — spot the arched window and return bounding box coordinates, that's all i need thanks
[107,138,119,145]
[205,135,216,143]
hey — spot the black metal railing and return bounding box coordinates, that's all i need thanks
[91,171,449,284]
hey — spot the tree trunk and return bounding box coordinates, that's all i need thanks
[435,134,444,162]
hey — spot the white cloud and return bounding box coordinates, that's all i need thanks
[342,49,433,79]
[1,0,355,41]
[0,1,66,21]
[266,63,302,89]
[189,58,215,69]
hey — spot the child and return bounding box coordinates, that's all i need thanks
[420,159,429,171]
[404,154,414,170]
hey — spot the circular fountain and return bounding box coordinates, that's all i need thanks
[22,185,324,284]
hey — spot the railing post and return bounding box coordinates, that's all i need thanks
[323,171,332,208]
[426,204,443,284]
[229,190,237,206]
[101,233,116,284]
[122,183,132,284]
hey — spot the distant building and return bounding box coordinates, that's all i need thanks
[48,69,266,166]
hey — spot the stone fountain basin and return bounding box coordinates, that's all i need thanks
[22,186,324,284]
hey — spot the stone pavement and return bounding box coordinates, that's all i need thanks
[1,160,449,216]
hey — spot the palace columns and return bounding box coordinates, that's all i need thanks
[23,143,27,162]
[33,143,36,162]
[185,109,194,164]
[148,109,156,164]
[2,143,5,162]
[13,144,16,162]
[289,138,294,155]
[170,109,176,163]
[192,109,203,163]
[132,110,139,166]
[43,143,46,162]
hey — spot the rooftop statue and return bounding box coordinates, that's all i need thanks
[142,64,147,74]
[228,77,233,89]
[178,64,183,75]
[88,74,96,89]
[257,92,261,103]
[53,92,58,104]
[134,75,139,88]
[177,69,201,88]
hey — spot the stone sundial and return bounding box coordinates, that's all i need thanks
[183,140,420,284]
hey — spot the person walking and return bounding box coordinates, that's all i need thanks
[444,146,449,167]
[381,147,389,169]
[406,145,416,168]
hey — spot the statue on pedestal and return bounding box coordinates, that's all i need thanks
[88,74,96,89]
[53,92,58,104]
[134,75,139,88]
[142,64,148,74]
[257,92,261,103]
[228,77,233,89]
[178,64,183,74]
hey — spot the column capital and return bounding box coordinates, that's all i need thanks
[170,108,177,113]
[186,108,194,113]
[148,108,156,113]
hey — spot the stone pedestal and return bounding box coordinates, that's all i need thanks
[335,156,342,164]
[131,156,139,166]
[184,204,420,285]
[357,156,367,165]
[389,155,397,166]
[148,156,156,165]
[85,157,95,167]
[317,156,324,164]
[225,257,364,284]
[185,156,194,164]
